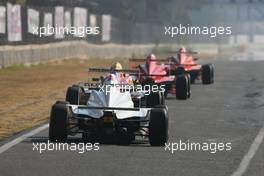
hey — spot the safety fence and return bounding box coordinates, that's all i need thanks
[0,0,166,45]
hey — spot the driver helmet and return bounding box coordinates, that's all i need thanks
[146,54,156,65]
[178,47,186,53]
[110,62,123,71]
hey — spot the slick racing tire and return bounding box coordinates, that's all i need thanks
[149,107,168,146]
[202,64,214,84]
[164,84,170,99]
[146,92,163,108]
[49,103,69,142]
[66,85,82,105]
[174,67,185,76]
[186,74,191,98]
[176,74,188,100]
[210,64,214,83]
[159,92,165,105]
[55,101,69,105]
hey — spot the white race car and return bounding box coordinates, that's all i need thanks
[49,77,169,146]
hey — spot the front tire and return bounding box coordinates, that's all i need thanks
[66,86,80,105]
[66,85,88,105]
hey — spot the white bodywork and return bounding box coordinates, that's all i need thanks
[71,83,149,119]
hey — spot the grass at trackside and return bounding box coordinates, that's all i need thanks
[0,58,127,140]
[2,64,27,70]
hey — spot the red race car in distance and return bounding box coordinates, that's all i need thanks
[167,47,214,84]
[130,54,191,100]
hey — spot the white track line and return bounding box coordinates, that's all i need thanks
[231,125,264,176]
[0,123,49,154]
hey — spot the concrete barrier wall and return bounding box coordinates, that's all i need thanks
[1,41,246,68]
[0,41,158,68]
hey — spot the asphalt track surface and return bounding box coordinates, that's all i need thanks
[0,60,264,176]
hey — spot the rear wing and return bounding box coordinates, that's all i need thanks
[89,68,138,73]
[129,58,168,62]
[171,51,198,54]
[88,67,170,77]
[129,58,198,67]
[71,105,140,111]
[77,82,145,89]
[164,63,198,67]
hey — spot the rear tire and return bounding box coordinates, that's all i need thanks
[146,92,163,107]
[49,103,69,142]
[209,64,214,83]
[159,92,165,105]
[174,67,185,75]
[149,107,168,146]
[202,64,214,84]
[186,74,191,98]
[176,74,188,100]
[55,101,69,105]
[164,84,170,98]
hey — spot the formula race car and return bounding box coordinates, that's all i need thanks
[129,54,191,99]
[85,62,166,107]
[167,47,214,84]
[49,64,168,146]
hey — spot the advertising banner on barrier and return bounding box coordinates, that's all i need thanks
[7,3,22,41]
[74,7,87,37]
[0,6,6,34]
[90,14,97,28]
[102,15,111,42]
[27,8,39,35]
[43,13,52,36]
[55,6,64,39]
[64,11,71,31]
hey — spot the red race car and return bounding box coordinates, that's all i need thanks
[167,47,214,84]
[130,54,191,100]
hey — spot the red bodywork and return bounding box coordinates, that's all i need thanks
[138,59,175,84]
[133,55,178,95]
[164,51,202,73]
